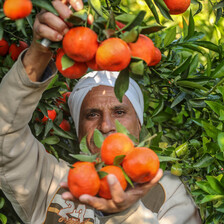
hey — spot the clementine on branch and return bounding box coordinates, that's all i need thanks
[95,38,131,71]
[62,27,98,62]
[68,161,100,198]
[56,48,88,79]
[0,39,9,56]
[122,147,160,183]
[148,47,162,66]
[3,0,32,20]
[164,0,191,15]
[101,133,134,165]
[98,165,127,199]
[128,34,155,65]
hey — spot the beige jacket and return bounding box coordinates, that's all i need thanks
[0,53,201,224]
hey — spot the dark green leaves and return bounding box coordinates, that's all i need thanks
[31,0,58,15]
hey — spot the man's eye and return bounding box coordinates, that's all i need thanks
[115,110,125,115]
[86,113,97,119]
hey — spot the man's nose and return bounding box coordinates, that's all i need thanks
[99,114,116,135]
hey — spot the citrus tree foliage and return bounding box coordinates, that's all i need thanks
[0,0,224,223]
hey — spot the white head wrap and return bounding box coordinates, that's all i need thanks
[68,70,144,136]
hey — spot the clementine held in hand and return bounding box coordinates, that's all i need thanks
[164,0,191,15]
[3,0,32,20]
[148,47,162,66]
[95,38,131,71]
[122,147,160,183]
[62,27,98,62]
[98,165,127,199]
[101,133,134,165]
[56,48,88,79]
[68,161,100,198]
[128,34,155,65]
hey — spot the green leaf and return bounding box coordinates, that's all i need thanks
[175,142,188,158]
[163,27,176,47]
[171,56,191,76]
[152,99,164,117]
[34,123,44,136]
[0,213,7,224]
[212,60,224,78]
[196,181,218,195]
[121,27,139,43]
[129,60,145,75]
[88,0,103,17]
[182,16,188,38]
[0,198,5,209]
[79,136,91,154]
[141,25,166,34]
[207,176,224,195]
[115,120,130,135]
[114,68,129,102]
[66,9,88,25]
[121,166,134,187]
[70,154,98,162]
[206,54,212,77]
[176,80,207,91]
[193,154,214,168]
[201,121,219,140]
[218,132,224,152]
[193,41,219,52]
[113,155,126,166]
[31,0,59,15]
[42,87,61,99]
[98,171,108,179]
[154,0,173,20]
[41,136,60,145]
[158,156,179,162]
[200,195,224,204]
[185,10,195,40]
[171,92,186,108]
[52,124,75,140]
[93,129,104,148]
[61,54,75,70]
[145,0,160,24]
[205,101,224,116]
[44,119,53,138]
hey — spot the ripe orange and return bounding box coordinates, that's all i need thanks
[56,92,71,106]
[128,34,155,65]
[62,27,98,62]
[164,0,191,15]
[98,165,127,199]
[0,39,9,56]
[55,48,88,79]
[86,56,102,71]
[8,41,28,61]
[148,47,162,66]
[68,161,100,198]
[122,147,160,183]
[59,119,71,132]
[101,133,134,165]
[95,38,131,71]
[3,0,32,20]
[42,109,57,123]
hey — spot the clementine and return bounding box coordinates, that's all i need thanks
[55,48,88,79]
[59,119,71,132]
[148,47,162,66]
[98,165,127,199]
[101,133,134,165]
[56,92,71,106]
[0,39,9,56]
[86,56,102,71]
[62,27,98,62]
[42,109,57,123]
[3,0,32,20]
[128,34,155,65]
[164,0,191,15]
[68,161,100,198]
[122,147,160,183]
[95,38,131,71]
[8,41,28,61]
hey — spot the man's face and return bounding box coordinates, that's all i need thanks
[78,85,141,154]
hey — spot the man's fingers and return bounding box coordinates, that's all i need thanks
[61,191,75,200]
[52,0,72,19]
[69,0,83,11]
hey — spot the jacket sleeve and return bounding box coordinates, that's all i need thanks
[0,52,69,223]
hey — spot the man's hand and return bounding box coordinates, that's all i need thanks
[23,0,84,82]
[61,168,163,214]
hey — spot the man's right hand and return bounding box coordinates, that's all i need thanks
[23,0,84,82]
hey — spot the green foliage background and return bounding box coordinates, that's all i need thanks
[0,0,224,223]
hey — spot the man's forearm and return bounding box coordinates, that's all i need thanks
[22,40,53,82]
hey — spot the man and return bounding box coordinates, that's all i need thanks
[0,0,201,223]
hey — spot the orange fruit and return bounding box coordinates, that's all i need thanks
[95,38,131,71]
[164,0,191,15]
[56,92,71,106]
[8,41,28,61]
[62,27,98,62]
[55,48,88,79]
[3,0,32,20]
[122,147,160,183]
[59,119,71,132]
[86,56,102,71]
[68,161,100,198]
[128,34,155,65]
[101,133,134,165]
[42,109,57,123]
[0,39,9,56]
[148,47,162,66]
[98,165,127,199]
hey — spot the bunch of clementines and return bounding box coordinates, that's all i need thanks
[56,26,162,80]
[68,132,160,199]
